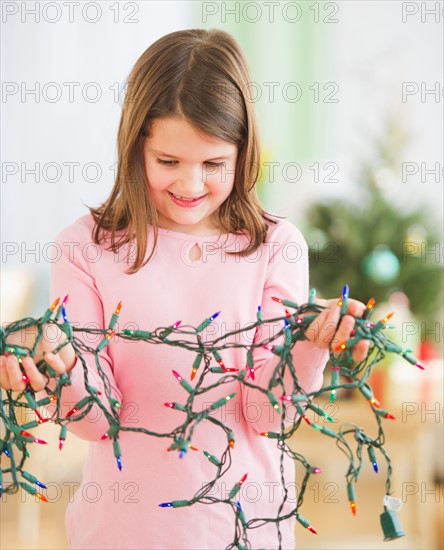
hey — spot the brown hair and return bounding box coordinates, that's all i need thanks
[89,28,280,274]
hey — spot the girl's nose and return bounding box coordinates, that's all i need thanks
[176,168,206,196]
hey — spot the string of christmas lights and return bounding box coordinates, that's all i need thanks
[0,288,420,548]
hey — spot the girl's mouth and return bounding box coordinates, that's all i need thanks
[168,191,207,208]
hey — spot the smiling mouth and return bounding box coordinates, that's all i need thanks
[169,191,206,202]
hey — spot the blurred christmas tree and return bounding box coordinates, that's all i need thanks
[303,117,443,322]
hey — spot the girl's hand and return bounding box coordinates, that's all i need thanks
[304,298,370,363]
[0,324,77,393]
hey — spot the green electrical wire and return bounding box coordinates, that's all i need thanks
[0,290,418,548]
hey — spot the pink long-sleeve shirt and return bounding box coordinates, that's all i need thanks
[46,213,329,550]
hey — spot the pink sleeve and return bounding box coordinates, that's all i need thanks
[240,222,329,434]
[35,221,123,441]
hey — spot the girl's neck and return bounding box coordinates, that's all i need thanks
[153,215,227,238]
[152,223,229,238]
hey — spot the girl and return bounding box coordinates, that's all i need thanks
[1,29,368,549]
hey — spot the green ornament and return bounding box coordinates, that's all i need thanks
[361,246,400,284]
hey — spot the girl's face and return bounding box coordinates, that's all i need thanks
[142,116,238,235]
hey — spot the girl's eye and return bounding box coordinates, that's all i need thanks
[156,159,224,168]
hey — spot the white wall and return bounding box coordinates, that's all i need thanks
[1,1,194,315]
[1,1,443,317]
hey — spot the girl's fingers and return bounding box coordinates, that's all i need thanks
[0,351,67,393]
[44,352,68,374]
[21,355,48,392]
[333,303,371,362]
[305,302,341,348]
[350,339,370,363]
[305,298,371,360]
[338,299,370,362]
[4,354,26,392]
[345,298,366,319]
[22,351,69,392]
[303,309,328,346]
[333,315,356,350]
[0,355,12,390]
[0,344,73,392]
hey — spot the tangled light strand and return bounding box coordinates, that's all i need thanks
[1,288,421,548]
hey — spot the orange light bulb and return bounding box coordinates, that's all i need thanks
[50,298,60,311]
